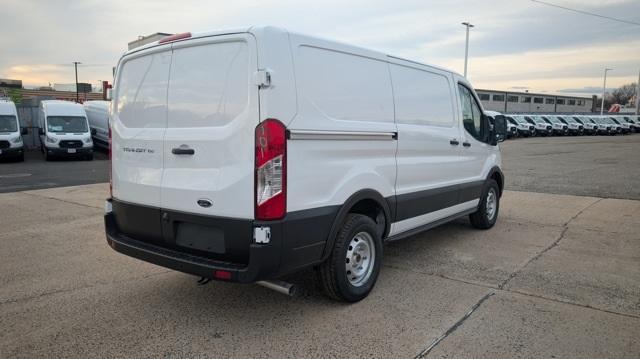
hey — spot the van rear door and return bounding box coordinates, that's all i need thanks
[112,47,172,208]
[161,34,259,219]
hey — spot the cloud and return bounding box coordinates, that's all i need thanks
[0,0,639,92]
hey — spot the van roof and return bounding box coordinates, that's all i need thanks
[0,100,17,115]
[121,25,460,78]
[41,100,86,116]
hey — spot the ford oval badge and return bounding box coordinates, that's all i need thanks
[197,199,213,208]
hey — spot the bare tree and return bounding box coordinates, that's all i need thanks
[611,83,637,105]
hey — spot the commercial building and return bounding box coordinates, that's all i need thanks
[477,89,595,114]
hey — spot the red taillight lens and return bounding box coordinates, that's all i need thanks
[213,270,232,280]
[108,126,112,198]
[255,119,286,220]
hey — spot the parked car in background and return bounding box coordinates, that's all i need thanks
[557,115,583,135]
[574,116,598,135]
[618,116,639,133]
[594,116,621,135]
[609,117,630,134]
[0,100,27,162]
[486,111,517,138]
[542,115,568,135]
[105,26,508,302]
[84,100,110,149]
[511,115,538,136]
[506,115,533,137]
[38,100,95,160]
[523,115,550,136]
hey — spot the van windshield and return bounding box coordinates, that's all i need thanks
[531,116,546,124]
[47,116,88,133]
[512,116,529,125]
[546,116,562,124]
[0,115,18,132]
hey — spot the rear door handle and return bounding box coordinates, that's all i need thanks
[449,139,460,146]
[462,142,471,147]
[172,146,195,155]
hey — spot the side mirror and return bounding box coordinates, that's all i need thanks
[21,128,28,135]
[490,115,507,145]
[91,128,97,136]
[38,128,45,135]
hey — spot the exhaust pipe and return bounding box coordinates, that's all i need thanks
[257,280,296,296]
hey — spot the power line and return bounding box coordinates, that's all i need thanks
[530,0,640,26]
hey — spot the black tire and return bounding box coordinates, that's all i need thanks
[85,154,94,161]
[469,179,500,230]
[43,151,51,161]
[17,153,24,162]
[317,214,382,302]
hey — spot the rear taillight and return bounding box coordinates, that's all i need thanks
[255,119,286,220]
[108,126,112,198]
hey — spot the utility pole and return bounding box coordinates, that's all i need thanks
[601,68,612,116]
[73,61,81,103]
[461,22,474,78]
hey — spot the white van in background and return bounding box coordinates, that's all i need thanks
[84,100,110,149]
[105,26,507,302]
[0,100,27,162]
[38,100,95,160]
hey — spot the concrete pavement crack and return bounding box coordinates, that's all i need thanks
[497,197,604,290]
[19,191,103,210]
[414,292,495,358]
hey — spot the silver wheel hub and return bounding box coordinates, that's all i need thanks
[486,188,497,221]
[345,232,375,287]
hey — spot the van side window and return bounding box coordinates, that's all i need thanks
[457,84,484,141]
[390,64,455,127]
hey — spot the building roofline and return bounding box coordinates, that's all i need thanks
[476,88,593,100]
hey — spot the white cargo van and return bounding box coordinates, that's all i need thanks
[38,100,95,160]
[0,100,27,162]
[84,100,110,149]
[105,27,507,302]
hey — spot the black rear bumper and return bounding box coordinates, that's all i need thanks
[105,199,338,283]
[105,212,274,282]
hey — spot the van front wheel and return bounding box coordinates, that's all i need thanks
[318,214,382,302]
[469,179,500,230]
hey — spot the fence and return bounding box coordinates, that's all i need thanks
[16,102,41,150]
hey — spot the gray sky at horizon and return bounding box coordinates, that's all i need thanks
[1,0,638,96]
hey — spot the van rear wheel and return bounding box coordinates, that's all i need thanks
[469,179,500,230]
[317,214,382,302]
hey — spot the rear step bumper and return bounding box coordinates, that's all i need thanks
[105,212,277,283]
[104,199,338,283]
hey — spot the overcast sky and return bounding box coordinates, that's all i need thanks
[1,0,638,96]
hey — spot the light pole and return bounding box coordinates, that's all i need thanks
[461,22,474,78]
[73,61,81,103]
[600,68,612,116]
[636,68,639,116]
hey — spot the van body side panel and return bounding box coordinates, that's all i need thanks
[161,34,258,218]
[391,62,473,232]
[282,35,397,265]
[84,101,110,148]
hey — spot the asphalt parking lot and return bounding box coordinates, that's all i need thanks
[1,136,639,357]
[0,150,108,193]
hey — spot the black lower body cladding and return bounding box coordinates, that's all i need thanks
[106,177,495,283]
[105,199,338,282]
